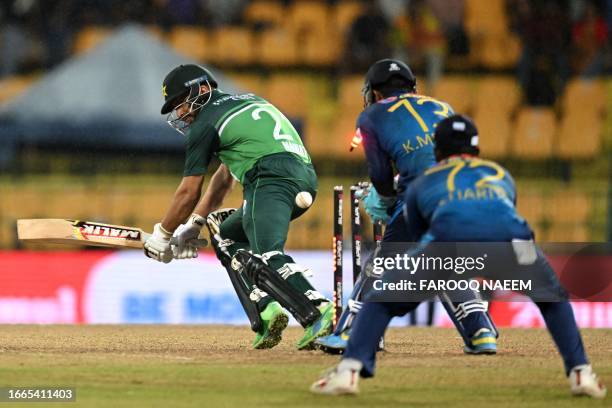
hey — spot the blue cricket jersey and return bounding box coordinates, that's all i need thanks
[404,155,534,242]
[357,92,454,197]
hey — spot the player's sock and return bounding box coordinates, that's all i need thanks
[536,301,588,375]
[342,302,399,378]
[338,358,363,373]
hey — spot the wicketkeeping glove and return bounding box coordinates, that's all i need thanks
[361,185,396,224]
[144,223,174,263]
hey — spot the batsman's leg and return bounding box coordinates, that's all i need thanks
[234,250,321,325]
[212,208,288,349]
[242,175,333,349]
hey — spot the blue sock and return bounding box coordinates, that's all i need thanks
[536,301,588,375]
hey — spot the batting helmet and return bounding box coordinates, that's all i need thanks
[161,64,218,114]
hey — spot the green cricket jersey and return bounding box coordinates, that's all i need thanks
[183,90,311,183]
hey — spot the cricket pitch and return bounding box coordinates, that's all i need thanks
[0,326,609,407]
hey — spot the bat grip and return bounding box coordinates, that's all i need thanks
[142,233,208,248]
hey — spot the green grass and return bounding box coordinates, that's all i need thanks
[0,326,609,407]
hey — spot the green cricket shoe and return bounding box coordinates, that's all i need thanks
[252,301,289,350]
[296,302,334,350]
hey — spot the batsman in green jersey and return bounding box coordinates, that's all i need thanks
[143,64,333,350]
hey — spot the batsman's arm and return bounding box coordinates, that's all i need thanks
[161,175,204,232]
[193,164,234,217]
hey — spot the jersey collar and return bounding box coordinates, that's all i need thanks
[439,154,477,165]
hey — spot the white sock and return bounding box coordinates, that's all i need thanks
[338,358,363,373]
[571,364,590,371]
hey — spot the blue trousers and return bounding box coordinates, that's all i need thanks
[343,249,588,377]
[335,203,494,340]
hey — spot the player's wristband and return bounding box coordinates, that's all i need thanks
[155,223,173,239]
[189,213,206,228]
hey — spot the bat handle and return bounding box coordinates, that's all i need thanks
[142,233,208,248]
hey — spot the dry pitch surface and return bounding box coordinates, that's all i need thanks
[0,326,610,407]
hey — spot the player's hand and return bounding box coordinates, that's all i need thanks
[171,220,202,259]
[144,223,174,263]
[172,242,198,259]
[361,186,395,224]
[174,213,206,250]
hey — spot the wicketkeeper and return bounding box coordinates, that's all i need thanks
[316,59,498,354]
[143,64,334,350]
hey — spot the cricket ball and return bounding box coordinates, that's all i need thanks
[295,191,313,209]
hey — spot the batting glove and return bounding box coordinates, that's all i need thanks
[144,223,174,263]
[172,222,200,260]
[172,242,198,259]
[174,213,206,250]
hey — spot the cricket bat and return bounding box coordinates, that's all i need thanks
[17,219,207,249]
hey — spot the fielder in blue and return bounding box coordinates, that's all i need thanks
[316,59,498,354]
[311,115,607,399]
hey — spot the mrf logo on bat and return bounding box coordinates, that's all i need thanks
[71,220,141,241]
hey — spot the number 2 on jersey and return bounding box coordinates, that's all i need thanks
[446,158,506,192]
[251,106,293,141]
[250,105,309,161]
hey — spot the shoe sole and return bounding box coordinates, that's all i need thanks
[316,345,345,355]
[316,342,384,355]
[310,386,358,396]
[314,337,346,354]
[571,387,607,399]
[254,313,289,350]
[463,346,497,355]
